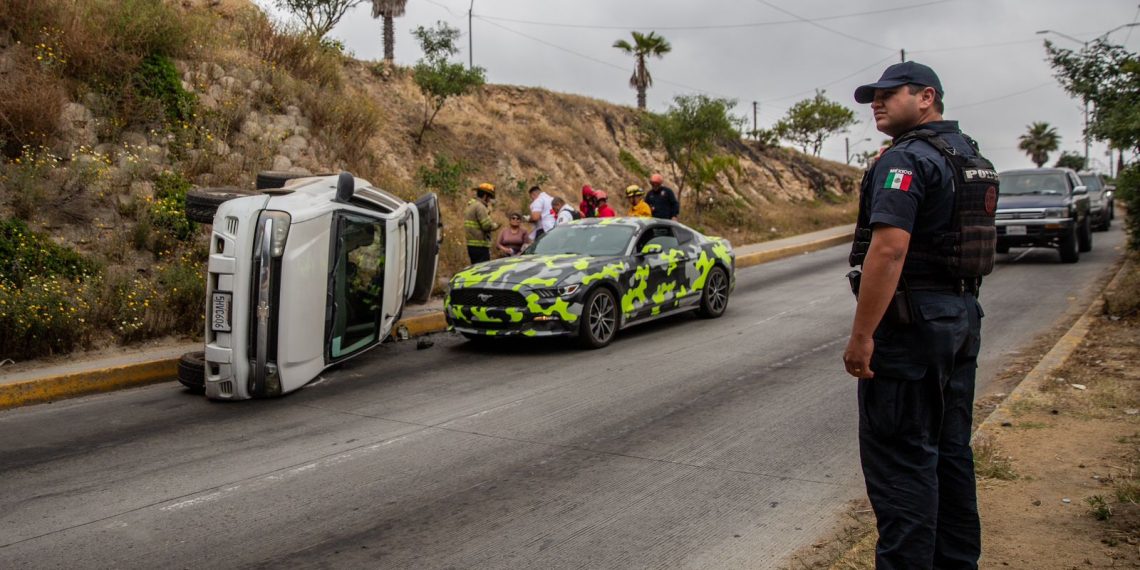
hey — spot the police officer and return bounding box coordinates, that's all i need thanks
[843,62,989,569]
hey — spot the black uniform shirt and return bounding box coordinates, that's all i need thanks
[645,186,680,219]
[863,120,978,279]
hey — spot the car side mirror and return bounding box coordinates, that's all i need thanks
[1072,185,1088,195]
[640,243,663,255]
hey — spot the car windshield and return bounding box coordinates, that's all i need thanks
[529,224,635,256]
[999,173,1068,196]
[1079,175,1102,191]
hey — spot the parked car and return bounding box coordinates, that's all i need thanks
[177,172,440,400]
[445,218,735,348]
[1078,171,1114,231]
[995,168,1091,263]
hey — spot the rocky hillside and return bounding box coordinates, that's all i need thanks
[0,0,858,359]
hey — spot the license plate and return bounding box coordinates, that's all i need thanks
[1006,225,1027,236]
[211,292,232,332]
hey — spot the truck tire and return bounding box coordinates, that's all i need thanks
[1077,216,1093,252]
[177,351,206,394]
[256,170,312,190]
[185,187,257,224]
[1058,223,1079,264]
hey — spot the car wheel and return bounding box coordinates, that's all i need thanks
[1059,223,1079,264]
[185,187,258,224]
[177,351,206,394]
[1096,211,1111,231]
[995,242,1010,254]
[1078,216,1093,252]
[697,266,730,318]
[578,287,618,349]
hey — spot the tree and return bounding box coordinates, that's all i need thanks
[772,90,857,156]
[1047,39,1140,249]
[1018,122,1061,167]
[275,0,364,39]
[370,0,408,64]
[411,22,486,144]
[637,94,740,206]
[1054,151,1086,170]
[612,31,672,110]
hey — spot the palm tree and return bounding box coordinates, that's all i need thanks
[371,0,409,64]
[612,31,672,110]
[1018,122,1061,168]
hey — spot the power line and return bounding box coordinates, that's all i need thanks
[473,16,738,101]
[909,38,1041,54]
[954,81,1056,111]
[751,0,897,52]
[761,54,897,103]
[474,0,952,32]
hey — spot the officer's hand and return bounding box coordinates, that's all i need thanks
[843,335,874,379]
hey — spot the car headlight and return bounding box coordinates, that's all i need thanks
[558,284,580,297]
[1043,208,1068,219]
[253,211,291,257]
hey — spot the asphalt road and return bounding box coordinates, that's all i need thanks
[0,224,1126,569]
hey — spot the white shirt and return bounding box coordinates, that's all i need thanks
[556,205,576,225]
[529,192,556,236]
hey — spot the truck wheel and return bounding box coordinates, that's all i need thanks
[995,242,1010,254]
[1058,224,1080,264]
[177,351,206,394]
[1078,216,1093,252]
[256,170,315,190]
[185,187,257,224]
[1096,211,1111,231]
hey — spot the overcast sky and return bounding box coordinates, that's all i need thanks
[262,0,1140,173]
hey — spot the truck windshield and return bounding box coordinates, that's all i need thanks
[999,173,1069,196]
[1079,175,1102,191]
[329,214,385,359]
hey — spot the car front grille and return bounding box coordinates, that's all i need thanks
[996,211,1045,220]
[450,288,526,307]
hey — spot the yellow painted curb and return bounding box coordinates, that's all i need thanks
[735,234,852,269]
[0,359,178,410]
[394,311,449,338]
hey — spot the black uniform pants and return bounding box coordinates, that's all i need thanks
[858,290,983,570]
[467,245,490,265]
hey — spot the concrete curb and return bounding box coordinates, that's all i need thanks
[0,229,854,411]
[972,256,1130,439]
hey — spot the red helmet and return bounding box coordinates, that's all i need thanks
[650,173,664,185]
[594,190,608,201]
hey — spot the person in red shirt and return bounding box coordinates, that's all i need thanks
[594,190,616,217]
[579,184,598,218]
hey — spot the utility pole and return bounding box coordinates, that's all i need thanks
[752,101,758,139]
[900,48,905,63]
[468,0,474,69]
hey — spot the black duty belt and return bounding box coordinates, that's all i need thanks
[904,276,980,295]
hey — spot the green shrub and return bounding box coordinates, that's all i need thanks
[134,54,196,123]
[158,257,206,335]
[154,171,192,201]
[0,274,96,359]
[1117,164,1140,251]
[417,154,473,195]
[618,149,650,179]
[0,218,100,286]
[1,146,58,218]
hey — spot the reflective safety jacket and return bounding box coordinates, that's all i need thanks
[464,198,499,247]
[629,200,652,217]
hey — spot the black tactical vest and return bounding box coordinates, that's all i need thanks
[850,129,999,280]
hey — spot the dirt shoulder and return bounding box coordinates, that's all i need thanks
[784,254,1140,569]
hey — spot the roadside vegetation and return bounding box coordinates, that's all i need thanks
[0,0,858,362]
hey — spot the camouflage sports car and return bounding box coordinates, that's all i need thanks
[445,217,735,348]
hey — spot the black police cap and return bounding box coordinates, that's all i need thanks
[854,61,944,104]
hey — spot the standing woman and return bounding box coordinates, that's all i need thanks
[496,213,532,256]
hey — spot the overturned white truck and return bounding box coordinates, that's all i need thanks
[178,172,440,400]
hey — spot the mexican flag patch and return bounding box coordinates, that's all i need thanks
[883,168,913,191]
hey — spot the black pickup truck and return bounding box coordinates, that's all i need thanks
[995,167,1091,263]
